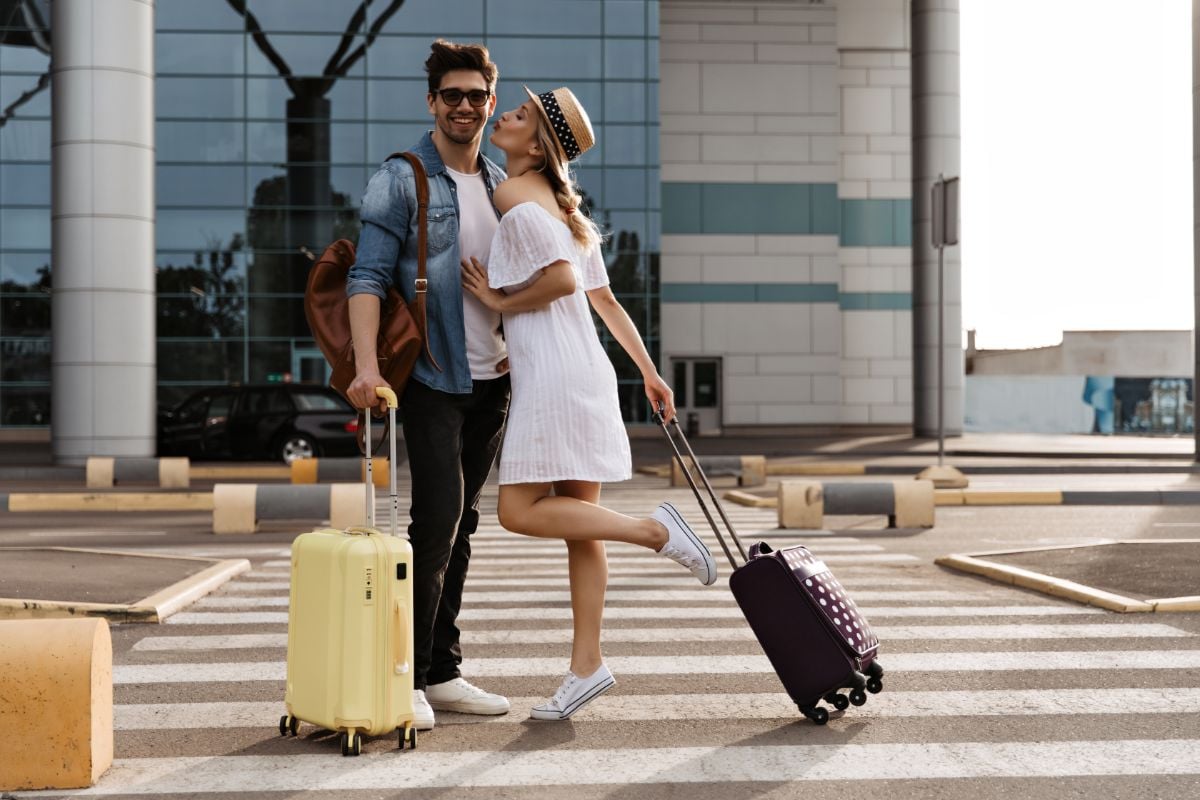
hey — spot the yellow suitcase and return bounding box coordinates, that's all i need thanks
[280,387,416,755]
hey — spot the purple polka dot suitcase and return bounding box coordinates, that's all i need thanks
[654,410,884,725]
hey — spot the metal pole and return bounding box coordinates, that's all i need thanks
[937,239,945,466]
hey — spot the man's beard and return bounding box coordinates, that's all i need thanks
[439,114,484,145]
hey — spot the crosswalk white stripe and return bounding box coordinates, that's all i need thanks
[464,542,888,553]
[111,688,1200,729]
[23,740,1200,794]
[132,623,1193,652]
[245,564,911,579]
[163,605,1107,626]
[195,589,979,608]
[465,554,921,565]
[112,651,1200,683]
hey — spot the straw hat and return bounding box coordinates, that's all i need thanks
[523,85,595,162]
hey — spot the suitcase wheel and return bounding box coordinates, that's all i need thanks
[867,660,884,679]
[849,689,867,707]
[278,715,299,737]
[340,731,362,757]
[800,705,829,725]
[824,692,850,711]
[399,724,417,751]
[866,676,883,694]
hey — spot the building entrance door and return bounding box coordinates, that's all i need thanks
[292,348,330,385]
[672,358,721,435]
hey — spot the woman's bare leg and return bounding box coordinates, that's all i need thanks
[497,482,667,550]
[555,480,607,677]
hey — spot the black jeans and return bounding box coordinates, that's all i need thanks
[401,375,509,690]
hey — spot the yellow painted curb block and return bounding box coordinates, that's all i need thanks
[7,493,215,512]
[1150,596,1200,612]
[0,549,250,622]
[960,490,1063,506]
[935,490,965,506]
[723,490,777,509]
[767,463,866,476]
[636,465,671,477]
[0,617,112,790]
[190,465,291,480]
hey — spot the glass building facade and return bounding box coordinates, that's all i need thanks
[0,0,660,428]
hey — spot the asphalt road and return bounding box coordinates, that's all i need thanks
[3,473,1200,799]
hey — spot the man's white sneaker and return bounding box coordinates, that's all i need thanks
[412,689,435,731]
[653,502,717,585]
[530,664,615,721]
[425,677,511,715]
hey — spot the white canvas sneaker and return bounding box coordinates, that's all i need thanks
[530,664,616,721]
[412,689,435,731]
[425,677,511,715]
[653,502,717,585]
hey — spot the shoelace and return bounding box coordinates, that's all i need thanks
[455,679,491,698]
[551,674,579,708]
[663,543,700,570]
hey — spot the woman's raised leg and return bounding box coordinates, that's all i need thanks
[555,480,607,678]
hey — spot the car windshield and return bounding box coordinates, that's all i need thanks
[293,392,347,412]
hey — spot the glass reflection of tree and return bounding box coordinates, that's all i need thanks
[224,0,405,359]
[0,0,50,130]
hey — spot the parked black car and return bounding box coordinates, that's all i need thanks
[158,384,361,464]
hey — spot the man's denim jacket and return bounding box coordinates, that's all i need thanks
[346,132,506,394]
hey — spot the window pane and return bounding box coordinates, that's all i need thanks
[485,38,602,80]
[0,208,49,249]
[366,123,429,162]
[0,45,50,73]
[602,124,647,166]
[158,340,246,382]
[1,163,50,205]
[365,79,428,122]
[604,39,646,80]
[0,252,50,288]
[157,120,245,162]
[157,76,244,119]
[246,35,366,78]
[0,294,49,336]
[156,33,245,75]
[158,209,246,251]
[485,0,601,34]
[158,165,247,207]
[605,0,647,36]
[604,168,648,210]
[157,2,244,30]
[246,295,309,337]
[0,120,50,159]
[0,72,50,117]
[244,2,362,33]
[157,295,246,338]
[0,337,49,381]
[694,361,718,408]
[673,360,688,404]
[0,385,49,425]
[367,0,485,35]
[157,251,248,282]
[604,82,646,122]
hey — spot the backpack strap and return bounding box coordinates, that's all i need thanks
[389,151,441,372]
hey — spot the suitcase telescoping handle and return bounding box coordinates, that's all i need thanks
[363,387,400,537]
[651,404,748,570]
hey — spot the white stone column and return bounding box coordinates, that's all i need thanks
[911,0,962,436]
[1194,0,1200,459]
[51,0,156,463]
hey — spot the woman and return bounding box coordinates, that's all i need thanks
[460,86,717,721]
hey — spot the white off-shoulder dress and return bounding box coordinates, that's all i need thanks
[487,202,632,485]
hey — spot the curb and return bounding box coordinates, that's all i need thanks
[0,549,250,622]
[936,540,1200,614]
[0,492,214,512]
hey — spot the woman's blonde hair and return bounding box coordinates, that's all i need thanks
[532,118,602,250]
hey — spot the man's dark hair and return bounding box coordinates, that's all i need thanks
[425,39,498,93]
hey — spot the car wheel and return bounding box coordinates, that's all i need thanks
[279,434,316,465]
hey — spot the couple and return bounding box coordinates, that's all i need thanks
[344,40,717,728]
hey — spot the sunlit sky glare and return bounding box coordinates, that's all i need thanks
[959,0,1193,350]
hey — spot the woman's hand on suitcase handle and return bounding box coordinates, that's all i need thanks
[644,373,675,424]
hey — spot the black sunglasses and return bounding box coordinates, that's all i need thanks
[431,88,492,108]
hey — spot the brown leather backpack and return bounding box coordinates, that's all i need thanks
[304,152,441,418]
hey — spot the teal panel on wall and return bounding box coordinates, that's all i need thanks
[660,182,909,243]
[660,284,911,309]
[838,292,912,310]
[661,182,701,234]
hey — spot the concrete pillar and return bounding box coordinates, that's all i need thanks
[51,0,156,463]
[1194,0,1200,461]
[911,0,963,436]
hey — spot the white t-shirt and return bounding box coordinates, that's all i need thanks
[447,166,506,380]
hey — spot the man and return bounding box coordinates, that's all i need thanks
[345,40,510,731]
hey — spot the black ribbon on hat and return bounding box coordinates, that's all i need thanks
[539,90,581,161]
